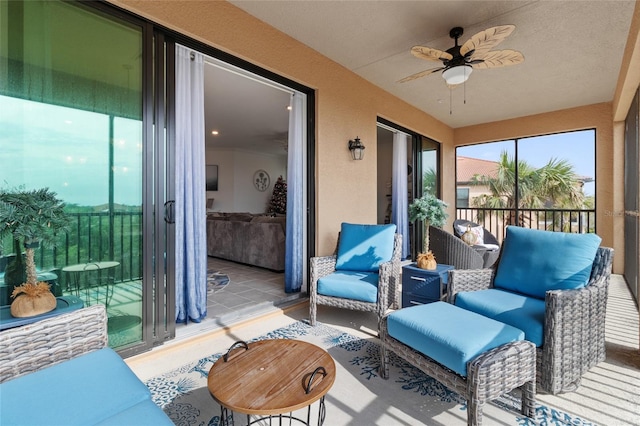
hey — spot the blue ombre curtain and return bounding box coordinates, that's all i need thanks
[392,132,410,259]
[285,92,304,292]
[175,45,207,323]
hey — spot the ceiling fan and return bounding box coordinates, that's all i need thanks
[398,25,524,86]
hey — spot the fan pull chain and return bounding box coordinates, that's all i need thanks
[449,87,452,115]
[464,68,467,104]
[464,80,467,104]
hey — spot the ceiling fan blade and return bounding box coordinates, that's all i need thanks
[397,67,444,83]
[411,46,453,62]
[460,25,515,58]
[471,49,524,69]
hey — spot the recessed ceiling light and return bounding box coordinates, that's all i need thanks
[286,106,292,111]
[211,130,219,135]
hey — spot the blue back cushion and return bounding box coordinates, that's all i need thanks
[494,226,601,299]
[335,223,396,272]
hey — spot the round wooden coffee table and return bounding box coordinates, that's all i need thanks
[208,339,336,425]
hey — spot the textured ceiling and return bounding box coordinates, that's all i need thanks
[228,0,635,128]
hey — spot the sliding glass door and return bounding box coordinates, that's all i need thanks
[0,0,171,353]
[377,119,442,260]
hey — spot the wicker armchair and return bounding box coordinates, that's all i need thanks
[453,219,500,246]
[447,246,613,394]
[0,304,107,383]
[429,226,484,269]
[309,231,402,326]
[452,220,501,268]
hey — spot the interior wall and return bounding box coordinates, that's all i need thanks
[109,0,454,256]
[205,147,286,214]
[454,102,621,273]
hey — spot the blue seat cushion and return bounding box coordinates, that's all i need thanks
[494,226,601,299]
[455,288,546,347]
[387,301,524,377]
[335,223,396,272]
[317,270,379,303]
[0,348,159,426]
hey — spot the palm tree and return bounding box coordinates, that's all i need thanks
[470,151,585,229]
[422,167,437,196]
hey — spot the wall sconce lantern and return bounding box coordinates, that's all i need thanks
[348,137,365,160]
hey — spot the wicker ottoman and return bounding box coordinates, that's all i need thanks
[379,302,536,426]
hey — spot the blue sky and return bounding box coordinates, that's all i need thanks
[3,94,596,207]
[456,130,596,196]
[0,96,143,206]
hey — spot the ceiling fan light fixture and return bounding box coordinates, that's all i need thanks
[442,65,473,85]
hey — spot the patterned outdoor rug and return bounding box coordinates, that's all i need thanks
[145,320,597,426]
[207,271,230,294]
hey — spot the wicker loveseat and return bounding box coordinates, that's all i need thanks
[0,305,172,425]
[447,226,613,394]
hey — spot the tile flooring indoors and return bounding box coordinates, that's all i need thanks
[174,257,306,341]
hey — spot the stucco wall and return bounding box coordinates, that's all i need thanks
[110,0,635,273]
[110,0,453,255]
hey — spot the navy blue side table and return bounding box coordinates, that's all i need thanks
[401,263,454,308]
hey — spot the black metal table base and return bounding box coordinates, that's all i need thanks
[219,396,326,426]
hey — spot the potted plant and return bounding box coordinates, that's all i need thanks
[0,187,70,317]
[408,193,448,270]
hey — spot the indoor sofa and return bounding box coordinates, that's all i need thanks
[447,226,613,394]
[0,304,172,426]
[206,213,286,271]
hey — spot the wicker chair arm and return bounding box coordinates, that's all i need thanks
[376,260,396,319]
[545,247,613,324]
[481,248,501,269]
[446,268,495,303]
[482,229,500,246]
[372,234,402,312]
[544,277,609,339]
[0,304,108,384]
[309,255,338,293]
[541,247,613,393]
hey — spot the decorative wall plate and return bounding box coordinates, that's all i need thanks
[253,170,270,191]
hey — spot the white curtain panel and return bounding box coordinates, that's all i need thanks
[174,45,207,323]
[285,92,304,292]
[392,132,410,259]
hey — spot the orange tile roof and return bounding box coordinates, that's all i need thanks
[457,156,498,183]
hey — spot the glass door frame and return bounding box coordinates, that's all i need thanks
[92,2,317,355]
[377,117,442,261]
[89,2,175,356]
